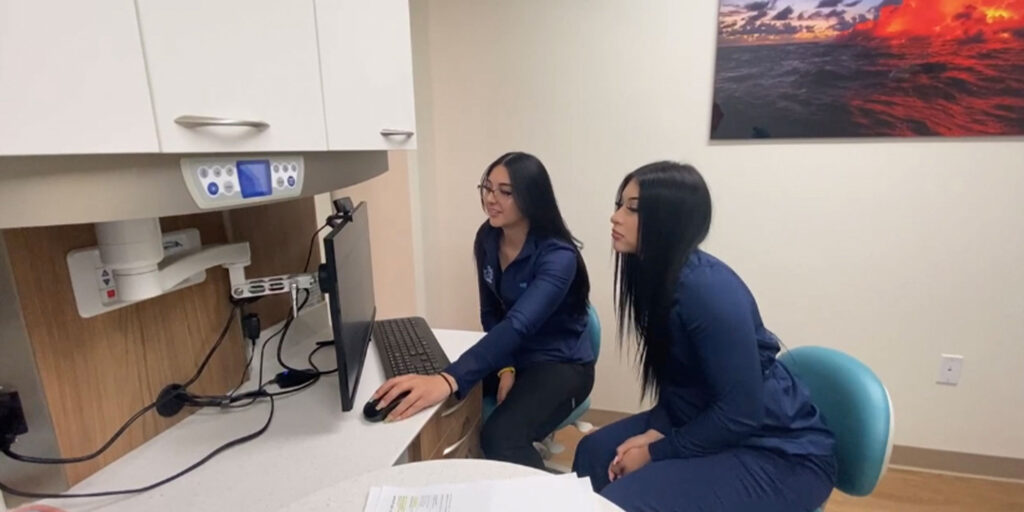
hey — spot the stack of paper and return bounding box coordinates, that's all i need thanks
[363,473,596,512]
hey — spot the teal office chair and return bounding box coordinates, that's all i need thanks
[482,305,601,466]
[778,346,894,511]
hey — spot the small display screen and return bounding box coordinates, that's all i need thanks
[237,160,272,199]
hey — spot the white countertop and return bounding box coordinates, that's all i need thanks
[39,305,482,512]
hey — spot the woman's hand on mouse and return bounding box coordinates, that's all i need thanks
[372,373,456,422]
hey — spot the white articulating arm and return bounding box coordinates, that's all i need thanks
[67,218,255,318]
[159,243,251,292]
[68,217,318,318]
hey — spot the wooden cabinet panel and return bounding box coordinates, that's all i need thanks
[3,213,245,484]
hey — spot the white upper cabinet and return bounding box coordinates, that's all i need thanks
[0,1,417,156]
[0,0,159,156]
[316,0,417,150]
[135,0,328,153]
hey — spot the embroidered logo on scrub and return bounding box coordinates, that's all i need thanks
[520,282,528,289]
[484,265,494,285]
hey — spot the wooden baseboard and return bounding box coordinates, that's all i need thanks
[580,408,630,428]
[583,409,1024,482]
[891,446,1024,482]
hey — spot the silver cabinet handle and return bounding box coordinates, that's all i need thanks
[380,128,415,137]
[175,115,269,129]
[441,397,469,418]
[442,430,472,457]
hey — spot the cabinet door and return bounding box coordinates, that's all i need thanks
[136,0,327,153]
[0,0,159,155]
[316,0,417,150]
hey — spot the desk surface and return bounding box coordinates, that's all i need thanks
[280,459,625,512]
[41,306,482,512]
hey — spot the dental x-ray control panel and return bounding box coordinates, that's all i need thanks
[181,156,304,209]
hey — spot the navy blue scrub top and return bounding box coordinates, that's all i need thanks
[445,224,594,396]
[646,250,835,461]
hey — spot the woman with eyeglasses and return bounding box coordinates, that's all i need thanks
[372,152,595,470]
[572,162,836,512]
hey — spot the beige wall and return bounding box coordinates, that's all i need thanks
[329,151,418,319]
[409,0,1024,459]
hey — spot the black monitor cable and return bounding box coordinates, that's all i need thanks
[0,394,274,500]
[0,306,285,500]
[1,218,341,499]
[0,305,238,465]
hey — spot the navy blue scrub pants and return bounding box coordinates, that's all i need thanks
[572,410,836,512]
[481,361,594,469]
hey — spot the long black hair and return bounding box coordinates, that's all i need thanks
[475,151,590,315]
[615,162,711,399]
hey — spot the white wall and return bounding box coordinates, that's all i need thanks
[410,0,1024,459]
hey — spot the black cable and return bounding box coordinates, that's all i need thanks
[271,219,326,373]
[1,221,332,497]
[307,341,338,376]
[275,289,311,373]
[217,288,314,408]
[256,320,289,392]
[242,220,327,395]
[264,376,319,398]
[219,321,291,410]
[223,381,275,409]
[274,314,301,372]
[254,288,308,392]
[0,395,274,500]
[183,307,239,388]
[222,299,301,409]
[256,314,339,400]
[228,346,257,397]
[304,223,329,273]
[2,306,239,465]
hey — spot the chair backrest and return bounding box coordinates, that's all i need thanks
[778,346,893,497]
[585,305,601,361]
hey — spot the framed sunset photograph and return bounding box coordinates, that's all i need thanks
[711,0,1024,139]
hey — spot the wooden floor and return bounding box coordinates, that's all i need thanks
[548,426,1024,511]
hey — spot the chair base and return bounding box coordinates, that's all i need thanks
[540,420,594,456]
[543,460,572,473]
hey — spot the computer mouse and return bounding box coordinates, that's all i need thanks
[363,390,410,423]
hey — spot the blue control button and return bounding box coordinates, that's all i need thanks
[206,182,219,196]
[287,176,296,188]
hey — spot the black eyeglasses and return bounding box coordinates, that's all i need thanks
[477,182,514,201]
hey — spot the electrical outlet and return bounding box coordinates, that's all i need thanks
[0,388,28,444]
[937,354,964,385]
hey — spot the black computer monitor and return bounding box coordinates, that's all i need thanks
[320,201,376,412]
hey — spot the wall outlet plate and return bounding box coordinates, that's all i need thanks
[67,229,207,318]
[937,354,964,386]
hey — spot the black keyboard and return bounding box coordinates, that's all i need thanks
[374,317,450,378]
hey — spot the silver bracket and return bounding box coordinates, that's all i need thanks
[230,273,318,316]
